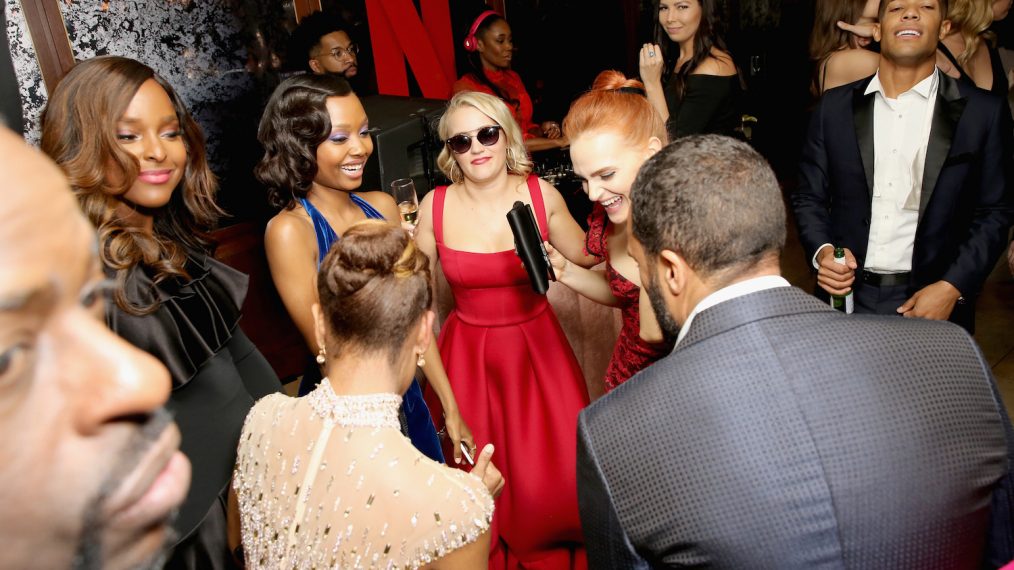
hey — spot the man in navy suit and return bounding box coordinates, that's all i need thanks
[792,0,1012,332]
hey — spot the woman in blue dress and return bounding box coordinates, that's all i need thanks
[256,74,473,463]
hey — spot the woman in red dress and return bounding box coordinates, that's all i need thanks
[416,90,597,569]
[547,71,675,391]
[454,10,567,153]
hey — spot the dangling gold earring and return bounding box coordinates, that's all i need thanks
[416,350,426,367]
[506,147,519,172]
[316,345,326,365]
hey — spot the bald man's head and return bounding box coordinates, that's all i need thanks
[0,126,79,214]
[0,125,187,570]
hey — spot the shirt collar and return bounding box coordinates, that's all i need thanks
[864,68,939,99]
[674,275,791,348]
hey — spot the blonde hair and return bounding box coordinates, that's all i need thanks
[563,70,668,149]
[947,0,994,66]
[436,91,532,184]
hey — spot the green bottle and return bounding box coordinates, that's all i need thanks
[830,246,854,314]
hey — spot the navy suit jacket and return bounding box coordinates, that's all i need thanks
[792,72,1012,327]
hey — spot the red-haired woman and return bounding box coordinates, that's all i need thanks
[548,71,674,391]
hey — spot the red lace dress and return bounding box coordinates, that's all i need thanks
[585,205,674,391]
[426,176,588,569]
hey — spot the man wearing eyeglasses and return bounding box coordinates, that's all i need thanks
[290,10,364,86]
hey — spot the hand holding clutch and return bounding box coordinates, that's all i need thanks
[506,201,556,294]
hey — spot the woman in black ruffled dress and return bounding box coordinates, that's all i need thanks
[41,55,280,569]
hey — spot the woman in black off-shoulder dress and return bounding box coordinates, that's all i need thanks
[638,0,742,139]
[41,55,280,569]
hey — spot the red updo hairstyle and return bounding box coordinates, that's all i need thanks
[562,70,668,148]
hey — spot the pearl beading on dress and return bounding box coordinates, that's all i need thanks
[307,380,402,430]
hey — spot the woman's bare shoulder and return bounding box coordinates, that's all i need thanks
[356,190,399,220]
[265,207,313,244]
[823,49,880,90]
[693,49,738,76]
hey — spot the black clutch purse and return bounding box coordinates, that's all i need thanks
[506,201,556,294]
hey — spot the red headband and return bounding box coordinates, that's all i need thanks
[463,10,499,52]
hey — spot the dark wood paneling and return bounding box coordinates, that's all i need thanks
[293,0,323,22]
[213,222,307,383]
[19,0,74,90]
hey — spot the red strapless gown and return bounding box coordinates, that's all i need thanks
[426,177,588,569]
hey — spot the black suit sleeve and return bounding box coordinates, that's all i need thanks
[940,101,1013,298]
[577,414,650,570]
[791,96,835,263]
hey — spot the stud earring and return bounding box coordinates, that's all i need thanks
[416,351,426,367]
[316,346,326,365]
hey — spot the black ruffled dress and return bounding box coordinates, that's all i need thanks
[106,253,280,569]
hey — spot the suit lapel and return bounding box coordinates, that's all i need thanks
[920,73,967,222]
[852,83,876,199]
[677,288,832,351]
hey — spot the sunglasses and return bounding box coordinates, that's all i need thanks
[445,125,503,154]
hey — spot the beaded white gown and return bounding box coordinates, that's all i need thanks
[234,380,494,569]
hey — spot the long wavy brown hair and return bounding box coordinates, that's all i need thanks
[41,56,222,315]
[654,0,733,99]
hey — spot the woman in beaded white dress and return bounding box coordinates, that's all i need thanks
[233,221,501,569]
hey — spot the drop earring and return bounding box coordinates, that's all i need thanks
[316,346,326,365]
[416,351,426,367]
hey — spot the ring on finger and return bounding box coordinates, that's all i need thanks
[648,51,655,57]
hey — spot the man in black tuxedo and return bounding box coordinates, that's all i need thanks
[792,0,1012,333]
[577,134,1014,568]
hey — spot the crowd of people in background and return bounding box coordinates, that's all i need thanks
[0,0,1013,568]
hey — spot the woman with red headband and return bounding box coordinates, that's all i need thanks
[455,10,567,153]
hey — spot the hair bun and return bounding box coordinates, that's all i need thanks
[590,70,647,94]
[322,220,428,298]
[316,220,433,360]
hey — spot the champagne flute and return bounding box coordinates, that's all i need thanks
[391,178,419,227]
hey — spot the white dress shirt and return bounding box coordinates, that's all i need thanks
[812,70,939,272]
[674,275,791,348]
